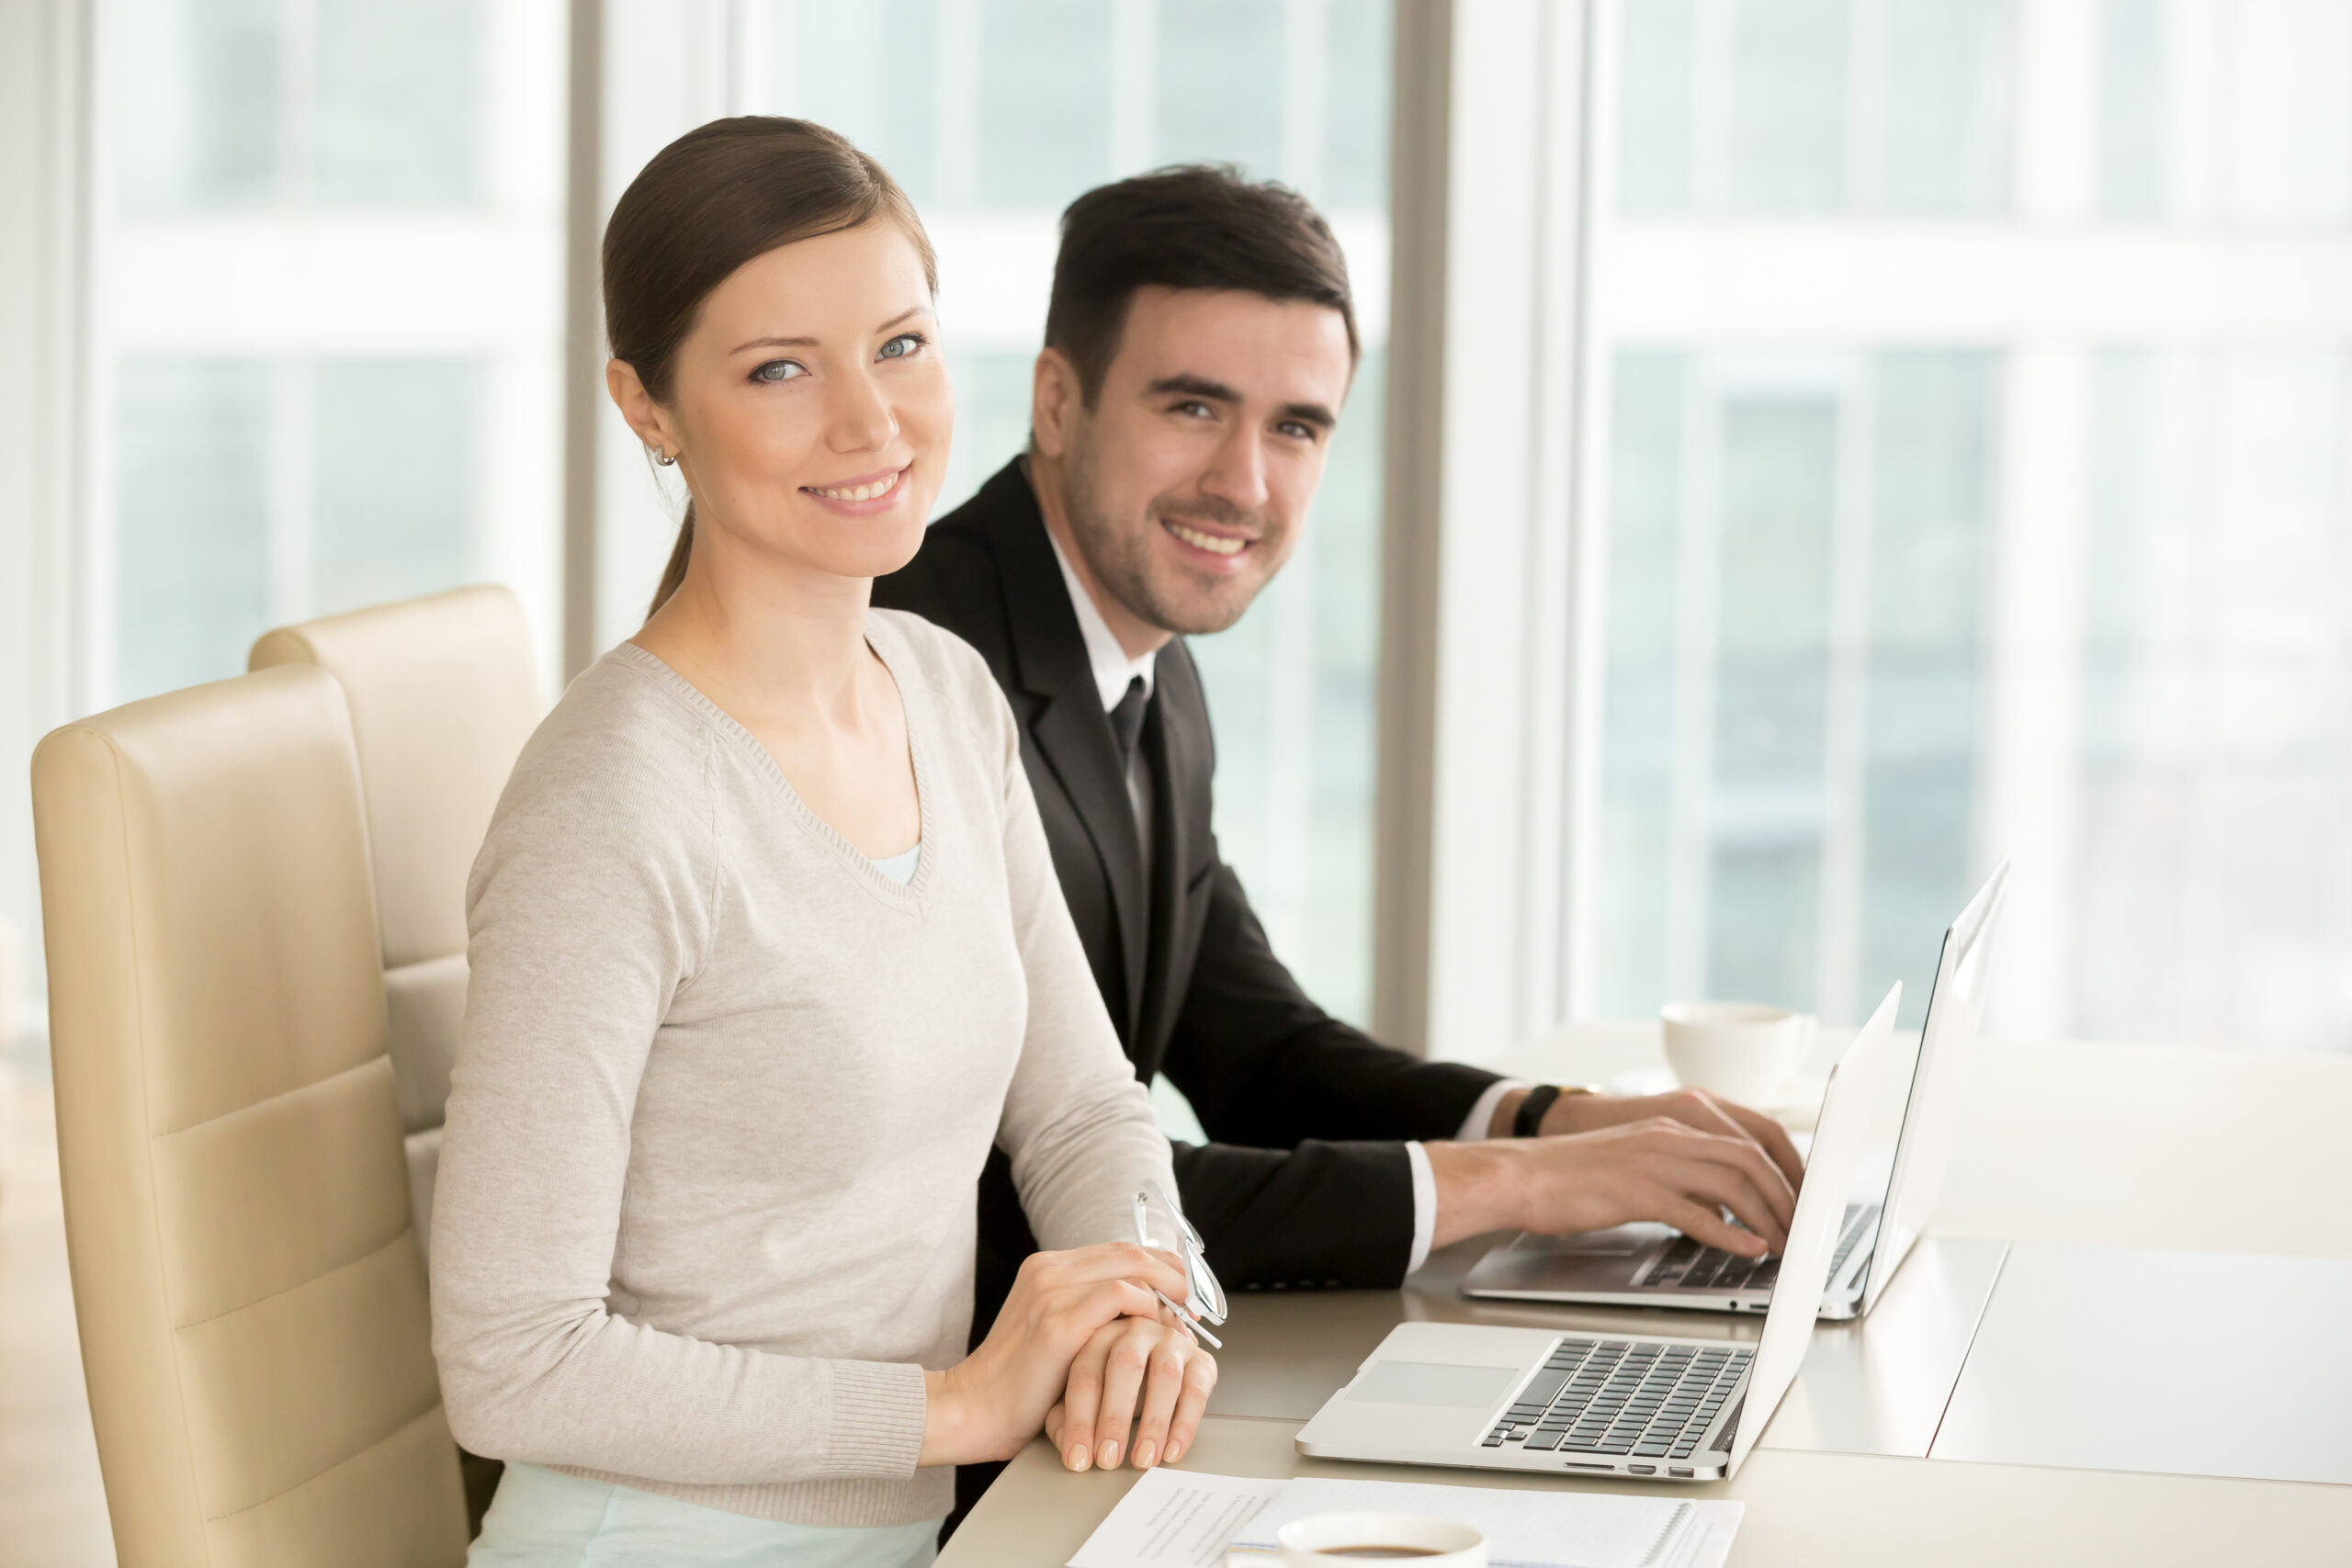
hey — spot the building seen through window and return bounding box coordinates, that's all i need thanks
[96,0,566,706]
[1582,0,2352,1051]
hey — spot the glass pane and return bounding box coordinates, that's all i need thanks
[937,351,1039,523]
[114,360,274,702]
[2097,0,2170,217]
[772,0,940,204]
[1154,0,1285,175]
[311,360,480,613]
[1323,0,1394,209]
[1705,391,1836,1008]
[1617,0,1698,213]
[976,0,1115,205]
[1881,0,2010,212]
[111,0,283,211]
[1859,352,1994,1026]
[1728,0,1850,211]
[313,0,481,205]
[2222,0,2352,224]
[1595,353,1688,1018]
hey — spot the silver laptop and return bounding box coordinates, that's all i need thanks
[1460,862,2009,1321]
[1295,987,1900,1483]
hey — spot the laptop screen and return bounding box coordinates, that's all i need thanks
[1849,861,2010,1314]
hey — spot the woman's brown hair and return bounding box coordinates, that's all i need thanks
[604,117,938,618]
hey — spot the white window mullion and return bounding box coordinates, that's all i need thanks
[1662,359,1720,1005]
[1107,0,1155,177]
[267,358,314,626]
[1280,0,1328,197]
[1813,365,1875,1026]
[933,0,980,206]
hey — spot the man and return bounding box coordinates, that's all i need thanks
[875,168,1803,1489]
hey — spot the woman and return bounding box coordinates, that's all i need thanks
[432,118,1215,1566]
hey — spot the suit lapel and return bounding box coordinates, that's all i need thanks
[981,464,1150,1036]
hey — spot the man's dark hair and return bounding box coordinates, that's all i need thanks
[1045,164,1360,404]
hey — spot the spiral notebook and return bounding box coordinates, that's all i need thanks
[1066,1469,1741,1568]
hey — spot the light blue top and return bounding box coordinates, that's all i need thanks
[870,843,921,886]
[469,1461,937,1567]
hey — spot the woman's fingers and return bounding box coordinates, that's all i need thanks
[1164,1348,1218,1465]
[1028,1243,1191,1305]
[1055,1329,1115,1471]
[1127,1334,1190,1469]
[1051,1279,1164,1354]
[1091,1324,1153,1470]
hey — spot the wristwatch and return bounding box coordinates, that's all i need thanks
[1512,1082,1603,1137]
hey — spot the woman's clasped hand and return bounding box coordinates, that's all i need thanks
[917,1243,1217,1472]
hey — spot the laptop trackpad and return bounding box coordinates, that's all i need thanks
[1347,1361,1520,1408]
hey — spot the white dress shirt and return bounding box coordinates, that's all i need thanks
[1044,527,1530,1276]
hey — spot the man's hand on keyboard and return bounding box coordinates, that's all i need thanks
[1424,1115,1798,1257]
[1498,1086,1806,1197]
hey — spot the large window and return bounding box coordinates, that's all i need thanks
[92,0,567,706]
[1576,0,2352,1050]
[729,0,1396,1025]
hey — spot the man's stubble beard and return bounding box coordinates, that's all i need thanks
[1057,420,1283,639]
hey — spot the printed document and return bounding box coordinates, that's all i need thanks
[1065,1469,1740,1568]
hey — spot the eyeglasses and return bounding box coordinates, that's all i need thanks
[1132,1179,1227,1348]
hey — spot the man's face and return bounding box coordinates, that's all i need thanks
[1049,286,1355,637]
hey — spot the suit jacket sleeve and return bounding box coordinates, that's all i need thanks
[1158,854,1504,1289]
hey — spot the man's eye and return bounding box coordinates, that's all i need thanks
[878,333,927,361]
[752,359,806,383]
[1276,421,1317,440]
[1172,400,1215,419]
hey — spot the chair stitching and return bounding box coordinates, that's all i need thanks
[198,1399,447,1525]
[152,1053,391,1144]
[172,1225,416,1333]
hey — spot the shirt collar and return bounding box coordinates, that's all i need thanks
[1046,526,1159,715]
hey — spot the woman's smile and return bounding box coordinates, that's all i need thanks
[801,464,910,514]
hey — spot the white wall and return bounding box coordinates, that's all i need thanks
[0,0,89,1056]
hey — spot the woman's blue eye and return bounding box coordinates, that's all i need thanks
[752,359,805,383]
[878,333,925,361]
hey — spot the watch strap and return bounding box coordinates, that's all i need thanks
[1512,1084,1563,1138]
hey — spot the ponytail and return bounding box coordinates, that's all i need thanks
[648,502,695,618]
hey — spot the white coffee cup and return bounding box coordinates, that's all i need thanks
[1660,1001,1814,1107]
[1255,1511,1486,1565]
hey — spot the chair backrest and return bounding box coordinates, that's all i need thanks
[33,665,468,1568]
[249,585,541,1251]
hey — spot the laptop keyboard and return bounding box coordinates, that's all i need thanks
[1641,1201,1879,1294]
[1480,1337,1753,1462]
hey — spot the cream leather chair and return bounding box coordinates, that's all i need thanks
[249,585,541,1254]
[33,665,468,1568]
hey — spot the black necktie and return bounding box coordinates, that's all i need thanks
[1109,676,1148,764]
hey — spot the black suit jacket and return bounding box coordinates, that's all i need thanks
[876,457,1500,1319]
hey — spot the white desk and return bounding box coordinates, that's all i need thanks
[939,1030,2352,1565]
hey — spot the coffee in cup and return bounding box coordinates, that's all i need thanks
[1259,1512,1486,1567]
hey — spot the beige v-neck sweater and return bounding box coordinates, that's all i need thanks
[429,611,1175,1527]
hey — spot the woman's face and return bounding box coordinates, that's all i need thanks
[626,220,953,587]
